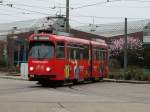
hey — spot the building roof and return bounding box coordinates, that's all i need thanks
[0,16,66,41]
[0,19,35,33]
[0,16,65,35]
[75,19,150,37]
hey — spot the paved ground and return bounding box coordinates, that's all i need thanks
[0,78,150,112]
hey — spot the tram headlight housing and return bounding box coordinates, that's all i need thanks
[46,67,51,72]
[29,66,34,71]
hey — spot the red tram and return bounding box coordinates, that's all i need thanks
[28,33,108,85]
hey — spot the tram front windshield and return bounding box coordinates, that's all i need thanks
[29,41,54,59]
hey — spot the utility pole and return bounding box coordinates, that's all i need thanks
[93,16,95,25]
[124,18,128,72]
[66,0,70,33]
[59,7,62,16]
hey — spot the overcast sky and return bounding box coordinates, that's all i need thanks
[0,0,150,27]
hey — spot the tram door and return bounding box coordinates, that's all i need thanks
[67,44,89,81]
[67,44,80,81]
[93,48,104,78]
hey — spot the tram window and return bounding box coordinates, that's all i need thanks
[100,51,106,61]
[29,41,54,59]
[73,49,77,59]
[103,52,107,61]
[56,42,65,58]
[96,51,99,60]
[93,49,99,60]
[94,48,105,61]
[67,45,72,59]
[69,48,77,60]
[80,52,84,59]
[67,44,89,60]
[68,46,75,60]
[78,45,89,60]
[103,52,105,61]
[83,46,89,59]
[99,51,102,60]
[93,49,96,60]
[76,48,80,59]
[93,47,108,61]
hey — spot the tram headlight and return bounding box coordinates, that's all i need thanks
[29,66,34,71]
[46,67,51,72]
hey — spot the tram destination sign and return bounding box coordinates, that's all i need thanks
[33,36,49,40]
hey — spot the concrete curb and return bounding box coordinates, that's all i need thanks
[103,78,150,84]
[0,75,150,84]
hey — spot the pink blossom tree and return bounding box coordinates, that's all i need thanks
[110,37,143,66]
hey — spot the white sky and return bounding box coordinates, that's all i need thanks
[0,0,150,27]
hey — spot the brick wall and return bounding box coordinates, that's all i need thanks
[70,29,106,40]
[7,31,33,66]
[70,29,143,44]
[108,32,143,41]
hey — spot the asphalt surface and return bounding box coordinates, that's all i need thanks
[0,78,150,112]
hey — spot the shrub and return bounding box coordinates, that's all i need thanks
[109,59,121,69]
[0,60,7,67]
[124,71,132,80]
[140,75,149,81]
[107,73,114,79]
[107,68,123,80]
[108,66,150,81]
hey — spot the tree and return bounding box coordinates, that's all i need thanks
[144,44,150,68]
[110,37,143,67]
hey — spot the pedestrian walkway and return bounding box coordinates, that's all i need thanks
[0,72,27,80]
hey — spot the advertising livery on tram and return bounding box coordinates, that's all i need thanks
[28,33,108,85]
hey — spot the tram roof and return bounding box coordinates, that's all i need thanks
[29,33,107,46]
[52,34,90,44]
[52,34,107,46]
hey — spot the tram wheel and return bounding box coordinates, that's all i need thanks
[73,79,78,85]
[99,77,103,81]
[38,80,49,87]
